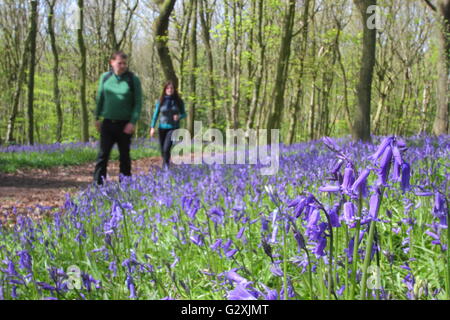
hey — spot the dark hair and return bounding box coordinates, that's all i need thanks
[159,81,182,106]
[110,51,128,61]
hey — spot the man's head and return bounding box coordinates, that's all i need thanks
[110,51,128,75]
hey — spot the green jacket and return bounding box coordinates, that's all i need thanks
[95,71,143,125]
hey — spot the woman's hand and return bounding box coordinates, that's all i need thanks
[150,127,155,138]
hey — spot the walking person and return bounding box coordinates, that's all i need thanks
[93,51,143,185]
[149,81,187,170]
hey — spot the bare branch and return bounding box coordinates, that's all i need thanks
[423,0,437,11]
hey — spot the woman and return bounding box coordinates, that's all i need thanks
[150,82,187,170]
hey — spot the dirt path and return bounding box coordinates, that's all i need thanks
[0,156,166,216]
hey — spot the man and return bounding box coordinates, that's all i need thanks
[93,51,142,185]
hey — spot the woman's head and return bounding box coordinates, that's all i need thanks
[109,51,128,75]
[160,81,181,105]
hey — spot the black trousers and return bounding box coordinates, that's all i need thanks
[93,119,132,185]
[158,128,176,169]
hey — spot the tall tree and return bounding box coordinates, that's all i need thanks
[199,0,217,125]
[353,0,377,142]
[27,0,38,145]
[187,0,198,135]
[266,0,296,139]
[153,0,179,88]
[46,0,63,142]
[5,5,30,144]
[246,0,265,132]
[287,0,311,144]
[77,0,89,142]
[423,0,450,135]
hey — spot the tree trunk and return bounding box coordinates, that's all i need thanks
[47,0,63,142]
[199,0,217,126]
[153,0,179,89]
[230,1,243,129]
[77,0,89,142]
[5,28,30,144]
[27,0,38,145]
[266,0,296,140]
[353,0,376,142]
[433,0,450,135]
[287,0,311,144]
[247,0,265,131]
[187,0,197,136]
[179,0,193,94]
[108,0,118,51]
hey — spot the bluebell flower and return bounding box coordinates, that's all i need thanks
[227,284,258,300]
[401,163,411,192]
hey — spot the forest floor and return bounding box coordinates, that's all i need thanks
[0,155,170,217]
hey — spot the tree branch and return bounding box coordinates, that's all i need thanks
[423,0,437,12]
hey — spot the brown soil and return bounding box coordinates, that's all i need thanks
[0,156,165,216]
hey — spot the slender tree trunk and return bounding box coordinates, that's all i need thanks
[353,0,376,142]
[108,0,118,51]
[287,0,311,144]
[47,0,63,142]
[27,0,38,145]
[266,0,296,140]
[153,0,179,88]
[222,2,232,125]
[77,0,89,142]
[179,0,193,94]
[247,0,265,131]
[421,83,431,133]
[230,1,242,129]
[187,0,197,135]
[199,0,217,126]
[336,34,353,133]
[5,30,30,144]
[433,0,450,135]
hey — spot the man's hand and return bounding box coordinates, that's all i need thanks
[150,127,155,138]
[123,123,135,135]
[95,121,102,133]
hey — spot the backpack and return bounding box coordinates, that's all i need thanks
[102,69,135,104]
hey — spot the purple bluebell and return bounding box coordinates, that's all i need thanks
[401,162,411,192]
[227,284,258,300]
[126,274,137,299]
[378,146,393,185]
[369,188,381,220]
[351,168,371,194]
[270,263,284,277]
[226,271,252,287]
[260,283,278,300]
[312,237,327,257]
[236,227,246,239]
[225,249,238,259]
[82,273,101,292]
[329,204,341,228]
[341,164,355,192]
[342,202,357,226]
[369,136,394,161]
[293,230,306,252]
[190,233,204,247]
[318,185,341,193]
